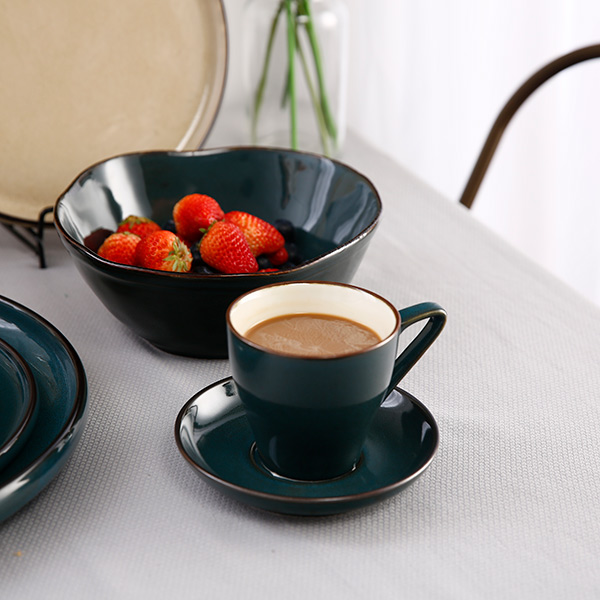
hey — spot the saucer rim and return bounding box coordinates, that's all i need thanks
[174,376,439,510]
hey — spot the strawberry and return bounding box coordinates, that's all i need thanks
[267,246,289,266]
[97,232,141,266]
[135,230,192,273]
[173,194,224,244]
[200,221,258,274]
[223,211,285,257]
[116,215,161,239]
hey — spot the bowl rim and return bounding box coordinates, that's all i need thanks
[53,146,382,280]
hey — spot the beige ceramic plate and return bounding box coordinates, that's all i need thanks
[0,0,227,224]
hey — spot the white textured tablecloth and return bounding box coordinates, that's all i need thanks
[1,131,599,599]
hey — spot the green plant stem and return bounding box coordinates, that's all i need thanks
[251,1,285,143]
[251,0,338,155]
[284,0,298,149]
[295,28,330,155]
[299,0,338,144]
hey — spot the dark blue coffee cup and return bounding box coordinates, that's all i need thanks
[226,281,446,481]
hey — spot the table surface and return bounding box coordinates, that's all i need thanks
[1,124,600,599]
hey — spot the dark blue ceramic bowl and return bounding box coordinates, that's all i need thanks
[54,147,381,358]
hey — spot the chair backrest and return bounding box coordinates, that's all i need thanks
[459,44,600,210]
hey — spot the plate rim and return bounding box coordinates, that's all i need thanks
[0,295,88,520]
[0,0,228,226]
[0,337,37,463]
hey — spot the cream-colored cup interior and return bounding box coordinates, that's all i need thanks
[229,282,399,342]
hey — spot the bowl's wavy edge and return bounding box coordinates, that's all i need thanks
[54,146,382,283]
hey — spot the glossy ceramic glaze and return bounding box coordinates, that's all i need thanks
[54,147,382,358]
[0,296,88,523]
[0,339,37,471]
[175,377,439,516]
[226,281,446,480]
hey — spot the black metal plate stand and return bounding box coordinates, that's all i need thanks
[1,207,54,268]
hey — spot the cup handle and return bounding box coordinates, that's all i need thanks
[385,302,447,397]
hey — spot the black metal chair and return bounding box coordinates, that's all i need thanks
[459,44,600,209]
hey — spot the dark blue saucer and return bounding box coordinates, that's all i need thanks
[175,377,439,516]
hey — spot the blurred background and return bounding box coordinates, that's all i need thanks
[222,0,600,306]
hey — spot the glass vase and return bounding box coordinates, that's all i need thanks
[242,0,348,157]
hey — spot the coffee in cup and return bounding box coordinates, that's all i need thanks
[226,281,446,481]
[244,312,381,357]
